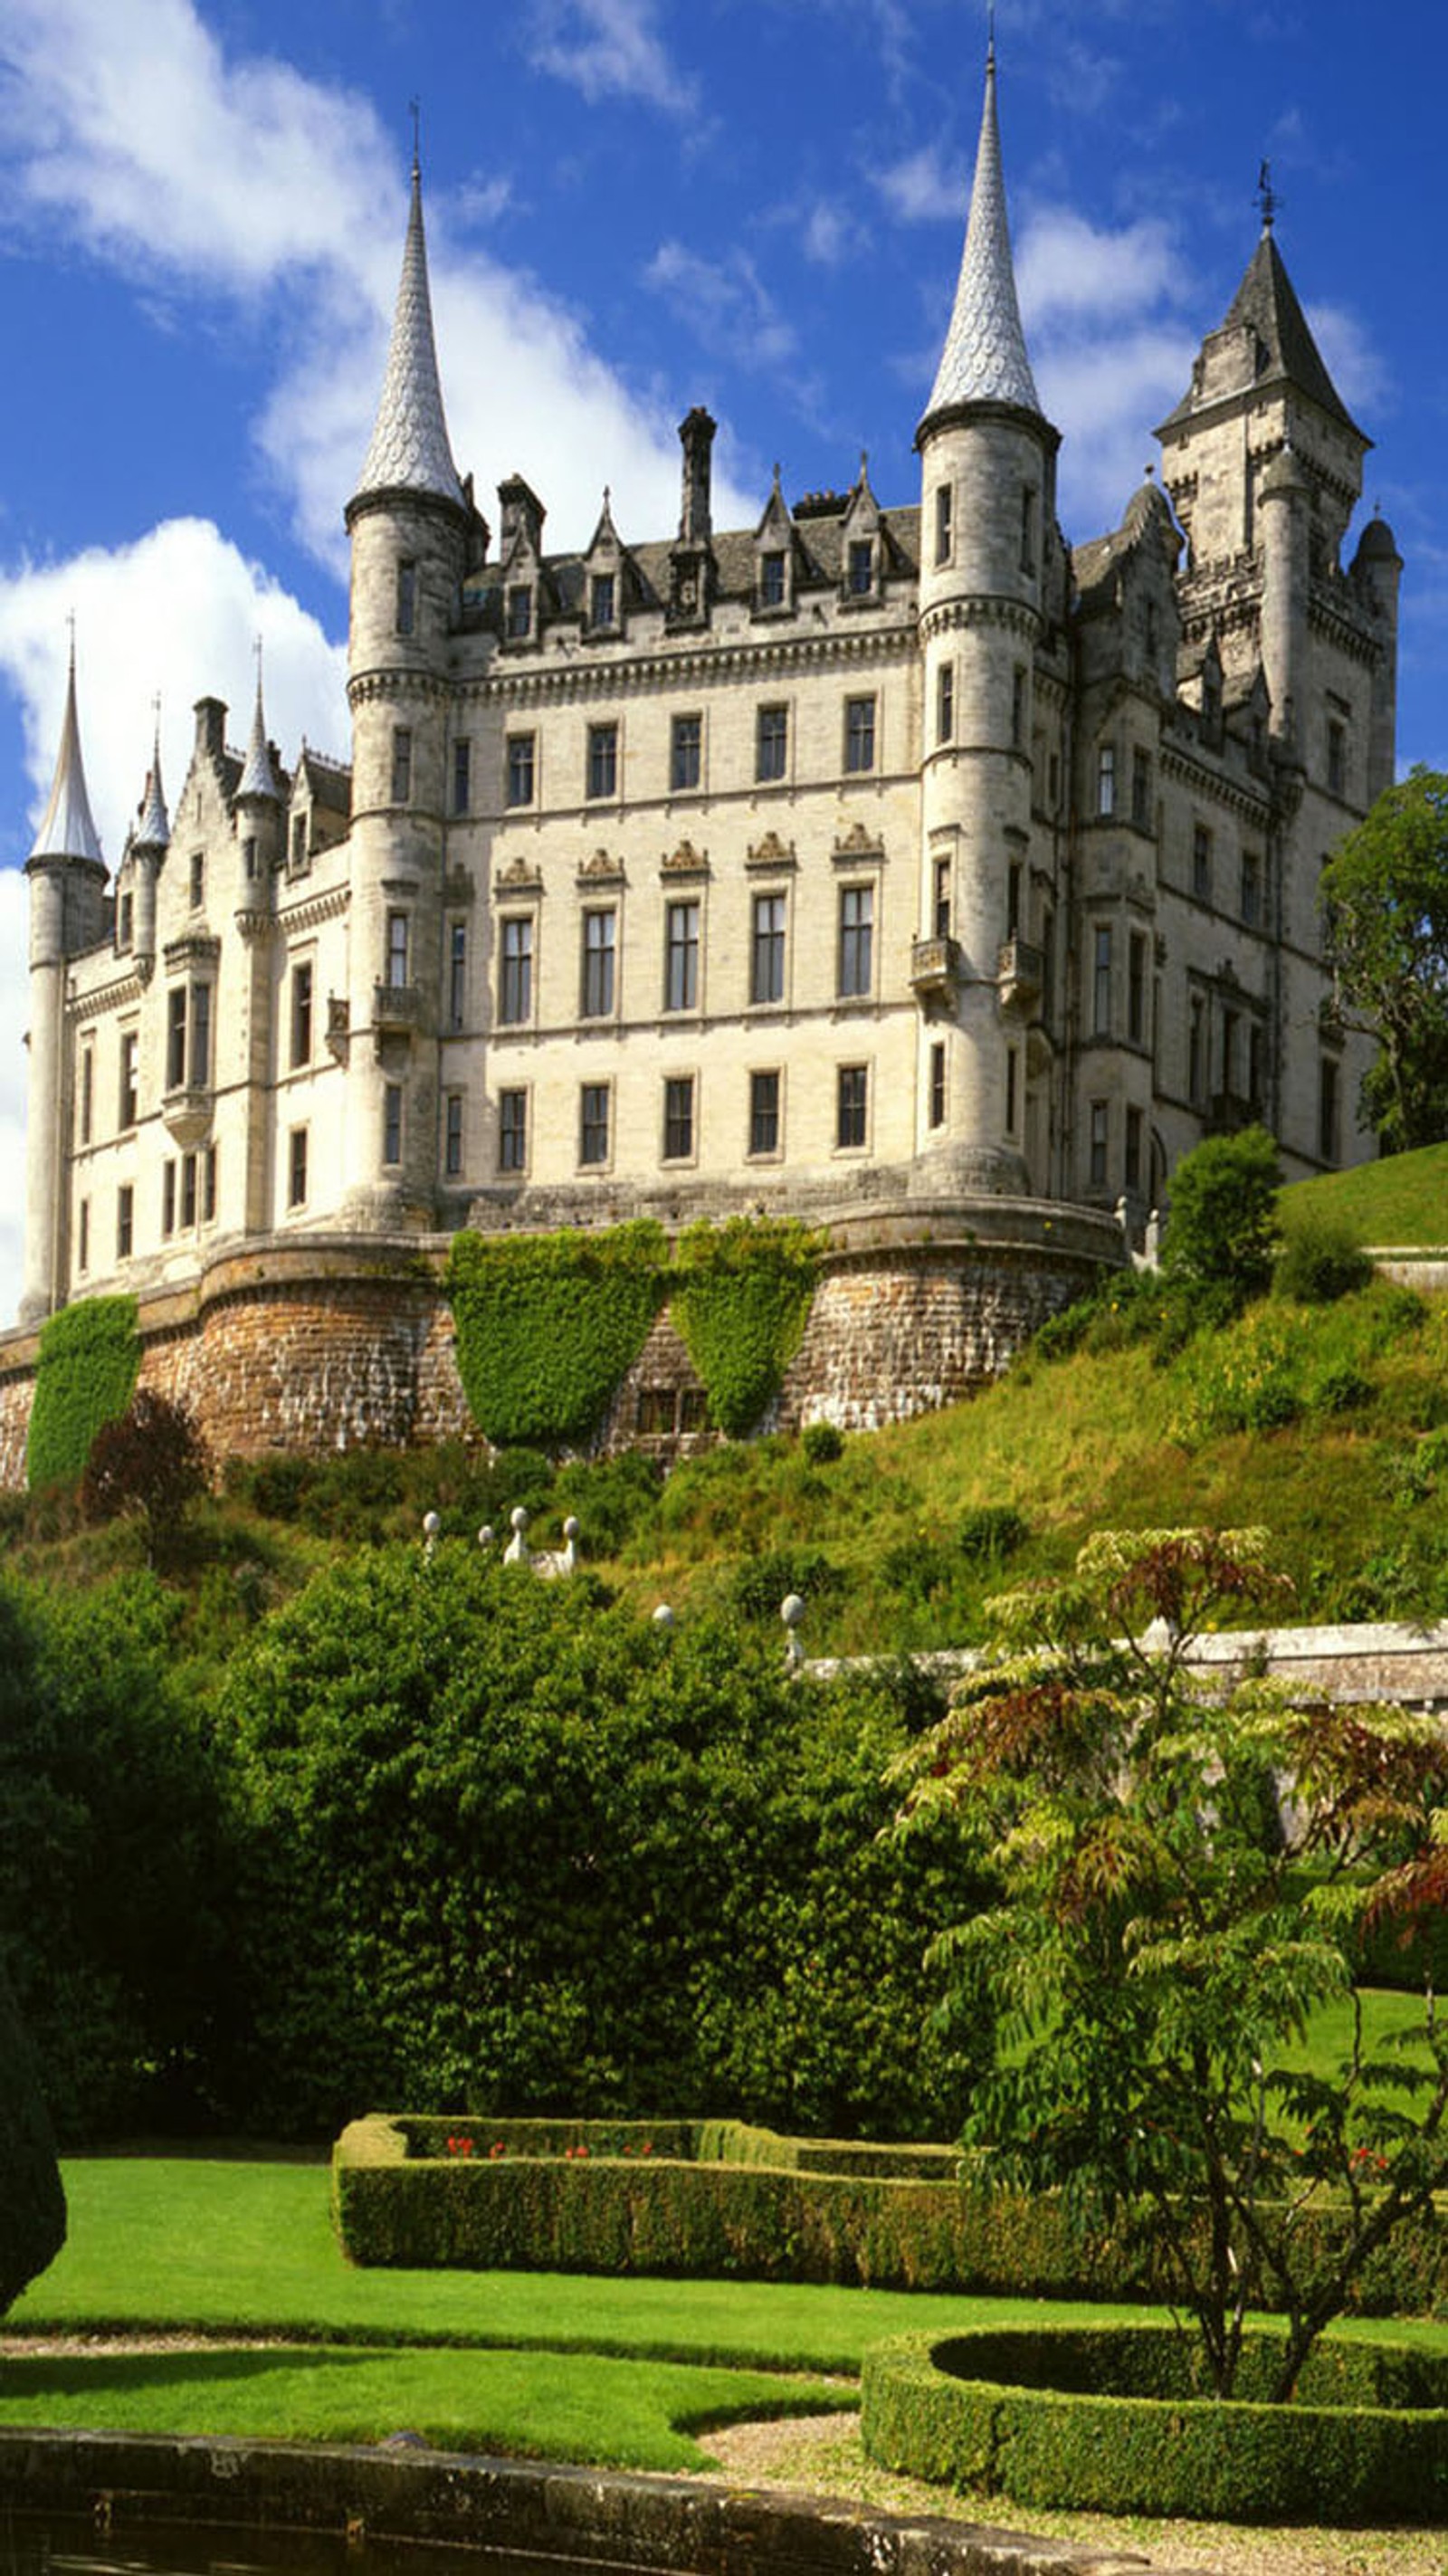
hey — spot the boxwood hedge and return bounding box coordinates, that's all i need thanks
[860,2324,1448,2524]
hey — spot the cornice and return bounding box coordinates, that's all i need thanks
[453,620,919,710]
[277,883,353,937]
[66,969,146,1021]
[347,669,454,711]
[1160,739,1274,826]
[919,596,1040,646]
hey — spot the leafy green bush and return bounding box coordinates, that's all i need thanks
[672,1218,823,1436]
[957,1506,1028,1563]
[1274,1208,1375,1305]
[1168,1307,1307,1443]
[862,2326,1448,2522]
[446,1223,667,1447]
[1161,1126,1282,1306]
[728,1547,844,1621]
[81,1389,212,1561]
[25,1295,140,1491]
[800,1420,843,1465]
[0,1956,65,2314]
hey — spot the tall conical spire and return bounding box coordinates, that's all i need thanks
[236,658,282,803]
[923,37,1040,424]
[134,707,170,852]
[351,154,464,512]
[28,635,104,866]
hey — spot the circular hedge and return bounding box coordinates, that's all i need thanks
[860,2324,1448,2524]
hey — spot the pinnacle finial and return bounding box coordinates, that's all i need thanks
[236,651,281,804]
[351,152,464,513]
[922,33,1041,425]
[28,629,103,868]
[410,96,421,180]
[136,697,170,853]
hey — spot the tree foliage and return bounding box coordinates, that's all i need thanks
[1321,766,1448,1153]
[81,1388,212,1562]
[1160,1126,1282,1307]
[0,1954,66,2314]
[893,1528,1448,2400]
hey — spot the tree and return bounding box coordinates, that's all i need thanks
[893,1529,1448,2401]
[1320,767,1448,1154]
[81,1388,211,1564]
[1160,1125,1281,1307]
[0,1955,66,2314]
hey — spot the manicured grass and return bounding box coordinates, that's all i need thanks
[1281,1140,1448,1247]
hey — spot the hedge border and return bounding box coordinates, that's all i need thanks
[332,2116,1448,2314]
[860,2325,1448,2524]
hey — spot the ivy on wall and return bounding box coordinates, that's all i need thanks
[26,1295,141,1492]
[444,1222,667,1448]
[671,1216,824,1437]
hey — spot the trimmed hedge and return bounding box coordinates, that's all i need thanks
[334,2115,1448,2314]
[860,2325,1448,2524]
[25,1295,140,1490]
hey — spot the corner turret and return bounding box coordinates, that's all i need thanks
[22,641,108,1322]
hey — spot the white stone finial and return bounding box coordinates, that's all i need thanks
[781,1591,806,1674]
[423,1508,442,1560]
[503,1504,532,1567]
[653,1603,675,1632]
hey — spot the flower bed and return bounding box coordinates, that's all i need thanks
[860,2323,1448,2524]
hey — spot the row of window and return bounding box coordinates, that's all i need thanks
[490,537,884,653]
[1189,824,1265,926]
[77,1008,197,1148]
[425,1062,881,1186]
[493,696,881,815]
[76,1147,219,1275]
[485,883,876,1030]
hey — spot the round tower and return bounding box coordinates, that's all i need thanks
[914,37,1058,1194]
[1257,440,1310,757]
[21,642,108,1323]
[341,153,469,1232]
[1352,512,1403,805]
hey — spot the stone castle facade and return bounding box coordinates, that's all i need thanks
[9,52,1397,1460]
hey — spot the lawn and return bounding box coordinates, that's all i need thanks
[1280,1139,1448,1247]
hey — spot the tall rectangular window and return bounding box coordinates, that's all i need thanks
[663,1075,694,1160]
[119,1030,138,1129]
[181,1151,198,1229]
[836,1063,868,1150]
[751,892,786,1003]
[191,983,211,1088]
[449,921,467,1030]
[291,959,313,1068]
[847,538,873,596]
[386,910,410,987]
[390,726,413,804]
[1189,993,1205,1106]
[1249,1019,1266,1111]
[1131,747,1152,828]
[671,713,701,792]
[190,851,205,909]
[507,583,531,640]
[1319,1056,1340,1163]
[1089,1101,1109,1188]
[80,1044,93,1146]
[395,558,417,636]
[1128,931,1147,1045]
[586,721,618,799]
[933,855,951,938]
[664,900,699,1011]
[1020,483,1035,573]
[1097,745,1116,816]
[581,908,616,1017]
[1092,925,1111,1035]
[929,1040,947,1130]
[500,916,533,1024]
[1011,667,1026,749]
[749,1069,780,1156]
[77,1197,90,1274]
[499,1088,527,1173]
[1192,823,1213,902]
[759,550,786,607]
[506,733,535,806]
[590,571,615,630]
[1005,1045,1018,1135]
[936,663,954,745]
[118,891,134,949]
[167,987,187,1090]
[1327,718,1346,798]
[838,884,873,997]
[204,1144,217,1222]
[452,738,471,816]
[1241,850,1262,928]
[934,483,953,567]
[291,812,308,867]
[1125,1105,1143,1192]
[756,702,788,782]
[116,1183,133,1260]
[383,1082,404,1167]
[444,1092,463,1177]
[580,1083,610,1167]
[1221,1007,1239,1098]
[844,695,876,774]
[288,1126,308,1208]
[1006,862,1022,939]
[162,1160,176,1237]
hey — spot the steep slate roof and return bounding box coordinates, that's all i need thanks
[921,44,1041,424]
[1158,224,1362,439]
[28,644,104,867]
[462,503,922,625]
[134,720,170,853]
[236,678,283,803]
[352,160,465,512]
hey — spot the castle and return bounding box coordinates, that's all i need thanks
[7,50,1396,1465]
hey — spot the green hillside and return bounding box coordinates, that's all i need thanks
[1280,1138,1448,1245]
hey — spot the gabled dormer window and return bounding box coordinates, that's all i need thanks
[507,583,533,642]
[590,570,616,632]
[759,549,786,608]
[753,471,795,615]
[847,539,874,596]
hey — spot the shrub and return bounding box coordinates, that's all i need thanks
[800,1420,843,1465]
[1168,1308,1307,1443]
[672,1217,824,1436]
[445,1223,666,1448]
[957,1505,1028,1564]
[81,1389,212,1561]
[1161,1126,1282,1306]
[728,1547,844,1621]
[25,1295,140,1491]
[0,1957,65,2314]
[1274,1209,1375,1305]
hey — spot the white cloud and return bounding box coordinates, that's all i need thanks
[1017,209,1186,329]
[875,143,966,224]
[644,242,798,377]
[523,0,697,112]
[1038,326,1197,535]
[0,866,27,1331]
[1306,301,1392,420]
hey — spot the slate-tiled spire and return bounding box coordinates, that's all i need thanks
[134,716,170,852]
[28,638,103,866]
[352,157,464,512]
[923,41,1041,423]
[236,672,282,803]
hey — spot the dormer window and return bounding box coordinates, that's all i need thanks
[507,584,532,641]
[847,539,874,596]
[760,550,786,609]
[590,571,616,631]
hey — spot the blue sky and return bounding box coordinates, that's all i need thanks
[1,0,1444,1322]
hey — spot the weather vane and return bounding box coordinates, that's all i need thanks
[1256,160,1281,232]
[410,95,421,174]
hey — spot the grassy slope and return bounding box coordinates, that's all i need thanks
[1280,1140,1448,1246]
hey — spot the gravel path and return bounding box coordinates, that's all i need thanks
[696,2407,1448,2576]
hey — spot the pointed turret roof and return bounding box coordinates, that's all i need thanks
[1158,223,1362,440]
[28,640,103,867]
[134,716,170,853]
[922,41,1040,426]
[236,673,282,803]
[351,157,464,514]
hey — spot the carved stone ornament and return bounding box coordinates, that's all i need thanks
[662,837,708,873]
[578,847,624,882]
[496,854,542,889]
[746,829,796,869]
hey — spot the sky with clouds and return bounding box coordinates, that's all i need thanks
[0,0,1443,1324]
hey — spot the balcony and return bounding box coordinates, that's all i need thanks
[373,979,423,1033]
[910,934,962,1001]
[997,936,1043,1013]
[161,1083,213,1148]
